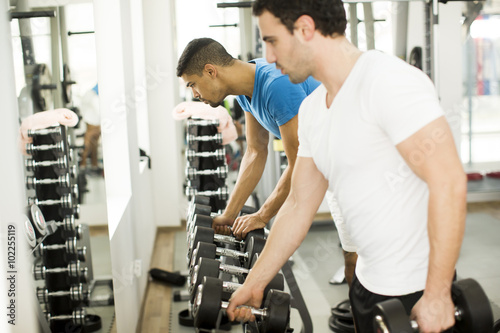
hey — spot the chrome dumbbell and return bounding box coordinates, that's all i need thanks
[186,186,229,200]
[27,126,63,138]
[26,141,65,155]
[46,308,86,326]
[186,165,228,180]
[37,283,89,304]
[34,238,86,261]
[186,148,225,162]
[28,193,72,208]
[186,133,223,145]
[33,261,88,281]
[187,119,220,127]
[25,156,67,171]
[26,174,70,190]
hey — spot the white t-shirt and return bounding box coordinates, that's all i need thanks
[297,50,443,296]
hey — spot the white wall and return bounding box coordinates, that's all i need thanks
[142,0,184,227]
[0,4,39,333]
[93,0,159,330]
[407,2,463,150]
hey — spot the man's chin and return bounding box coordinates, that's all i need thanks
[209,102,223,108]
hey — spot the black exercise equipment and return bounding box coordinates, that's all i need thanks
[26,141,65,154]
[28,193,72,208]
[193,276,291,332]
[33,261,88,281]
[46,308,86,326]
[186,148,225,162]
[37,283,89,304]
[26,174,70,189]
[187,133,223,145]
[34,237,86,261]
[189,257,284,303]
[186,165,228,180]
[189,237,266,270]
[149,268,186,286]
[373,278,493,333]
[25,156,68,171]
[186,186,229,200]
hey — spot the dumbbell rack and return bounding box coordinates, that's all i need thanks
[178,195,314,333]
[24,124,100,333]
[185,118,228,212]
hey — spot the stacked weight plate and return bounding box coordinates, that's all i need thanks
[24,125,97,332]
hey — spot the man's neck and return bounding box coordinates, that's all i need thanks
[221,60,256,98]
[312,36,362,107]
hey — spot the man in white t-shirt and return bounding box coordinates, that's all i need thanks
[226,1,467,332]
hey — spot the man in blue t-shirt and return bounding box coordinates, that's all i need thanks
[177,38,319,239]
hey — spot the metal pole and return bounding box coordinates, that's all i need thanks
[349,4,358,47]
[50,7,63,108]
[363,3,375,50]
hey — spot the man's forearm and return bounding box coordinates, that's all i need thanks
[256,163,293,223]
[425,178,467,297]
[224,149,267,220]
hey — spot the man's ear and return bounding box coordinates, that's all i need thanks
[204,64,217,78]
[295,15,315,41]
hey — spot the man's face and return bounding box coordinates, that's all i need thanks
[181,71,225,108]
[258,10,310,84]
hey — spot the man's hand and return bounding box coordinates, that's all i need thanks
[212,215,233,235]
[232,212,267,239]
[226,284,264,322]
[410,293,455,333]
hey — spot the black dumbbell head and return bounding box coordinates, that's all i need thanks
[192,226,216,251]
[372,298,412,333]
[452,278,494,333]
[245,236,266,268]
[190,242,217,270]
[193,276,224,330]
[190,257,221,303]
[262,289,291,333]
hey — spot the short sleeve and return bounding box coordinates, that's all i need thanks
[297,100,312,158]
[265,76,307,126]
[372,66,444,145]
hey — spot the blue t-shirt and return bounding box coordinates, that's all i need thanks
[236,58,320,139]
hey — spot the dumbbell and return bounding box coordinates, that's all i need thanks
[189,257,285,303]
[186,133,223,145]
[189,237,266,270]
[186,148,225,162]
[33,262,88,281]
[186,186,229,200]
[34,238,86,261]
[26,174,70,189]
[187,205,213,228]
[27,126,63,138]
[28,193,72,208]
[193,276,291,332]
[25,156,68,171]
[46,308,86,326]
[26,141,65,154]
[373,278,493,333]
[186,165,228,180]
[187,119,220,127]
[37,283,89,304]
[188,226,266,257]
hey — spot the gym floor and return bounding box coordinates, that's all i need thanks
[138,201,500,333]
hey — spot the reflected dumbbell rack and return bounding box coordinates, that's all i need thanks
[23,124,108,333]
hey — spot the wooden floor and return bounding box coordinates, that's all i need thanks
[136,226,184,333]
[130,202,500,333]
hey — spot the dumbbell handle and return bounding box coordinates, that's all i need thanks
[187,149,225,159]
[189,166,227,176]
[187,133,222,142]
[28,194,72,207]
[26,142,64,152]
[214,234,244,246]
[25,156,67,170]
[46,308,86,325]
[38,284,86,302]
[220,300,267,318]
[216,247,248,260]
[26,174,69,188]
[218,262,249,276]
[187,119,220,127]
[28,126,62,137]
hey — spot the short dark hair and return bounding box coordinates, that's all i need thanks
[176,38,235,77]
[252,0,347,37]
